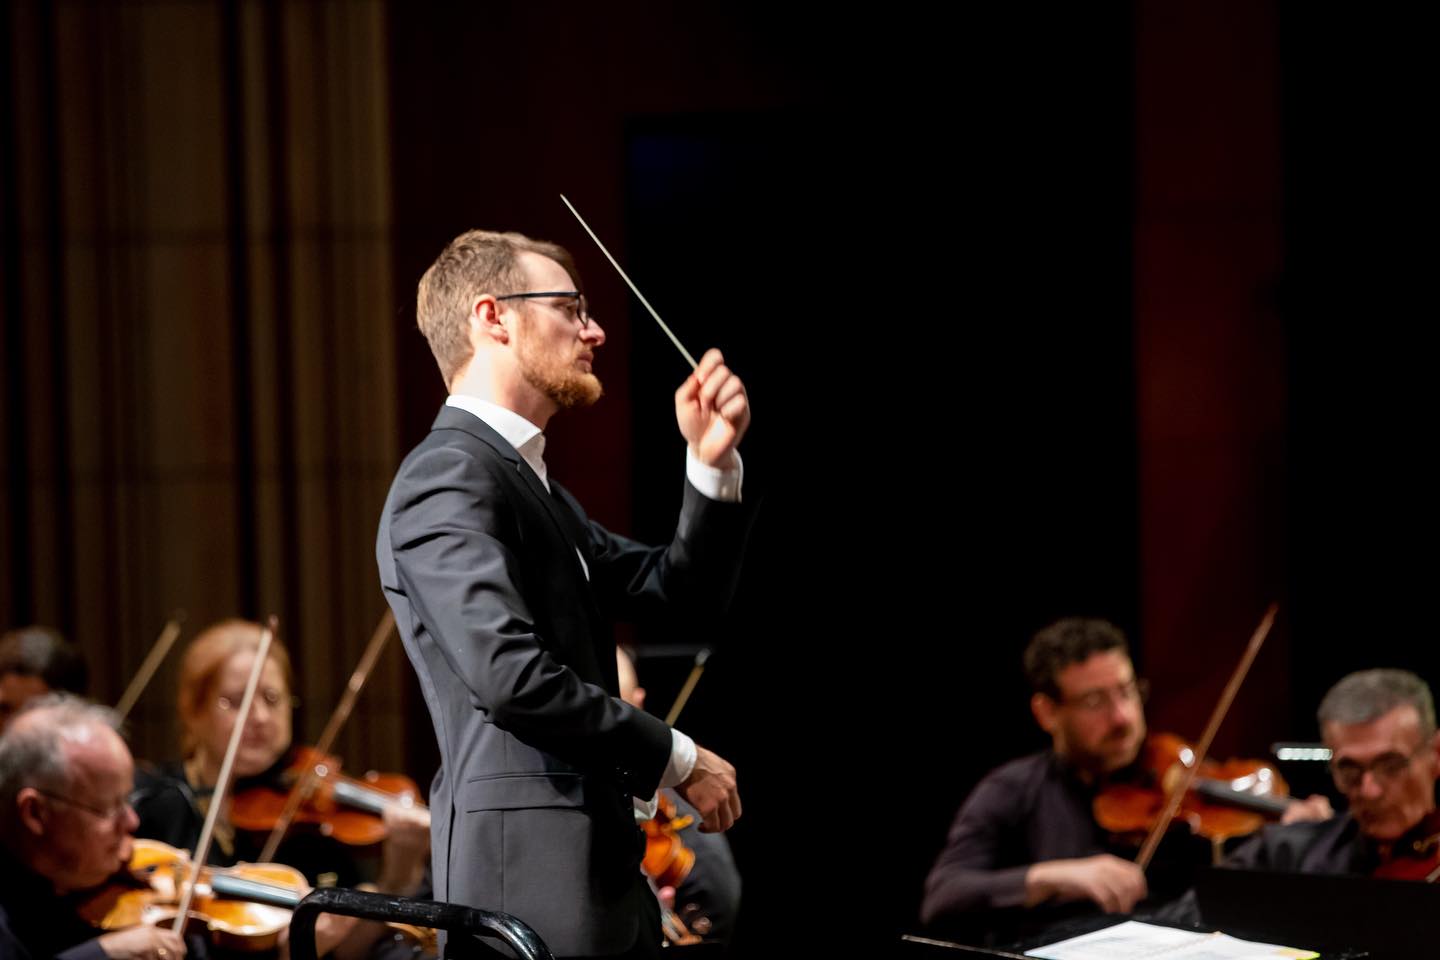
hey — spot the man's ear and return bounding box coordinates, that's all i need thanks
[473,295,510,346]
[1031,692,1059,735]
[15,787,47,837]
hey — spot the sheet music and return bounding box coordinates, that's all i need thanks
[1023,920,1318,960]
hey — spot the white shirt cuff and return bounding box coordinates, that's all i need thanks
[661,726,697,788]
[685,448,743,502]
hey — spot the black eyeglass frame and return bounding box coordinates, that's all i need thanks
[1328,740,1431,791]
[1055,677,1152,713]
[495,291,591,328]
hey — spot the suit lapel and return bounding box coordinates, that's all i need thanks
[430,405,597,592]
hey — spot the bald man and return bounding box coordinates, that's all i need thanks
[0,696,185,960]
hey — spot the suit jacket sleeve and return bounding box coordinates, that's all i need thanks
[555,478,752,624]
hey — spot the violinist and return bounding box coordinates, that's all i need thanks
[0,695,186,960]
[1219,668,1440,878]
[129,620,430,958]
[920,618,1330,943]
[0,626,89,732]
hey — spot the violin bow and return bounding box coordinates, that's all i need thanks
[1135,603,1278,870]
[664,648,711,728]
[259,608,397,862]
[114,612,185,721]
[172,616,277,934]
[560,194,698,370]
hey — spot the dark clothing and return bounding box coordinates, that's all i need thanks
[376,405,752,957]
[1222,812,1376,875]
[131,756,362,889]
[0,848,107,960]
[1156,812,1384,928]
[922,750,1206,945]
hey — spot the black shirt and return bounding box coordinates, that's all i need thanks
[0,847,108,960]
[1222,812,1376,875]
[921,749,1208,944]
[1156,812,1389,928]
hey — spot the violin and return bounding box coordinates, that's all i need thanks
[77,839,303,952]
[640,792,712,945]
[80,839,439,952]
[230,746,426,847]
[1094,732,1293,847]
[642,791,696,889]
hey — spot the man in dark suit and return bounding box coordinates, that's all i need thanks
[377,229,752,958]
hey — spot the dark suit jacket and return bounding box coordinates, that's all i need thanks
[376,404,751,956]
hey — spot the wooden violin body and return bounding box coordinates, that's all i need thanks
[230,746,425,847]
[78,839,303,952]
[642,791,696,890]
[1094,732,1292,846]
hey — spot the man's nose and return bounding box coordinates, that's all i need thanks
[1355,769,1386,799]
[581,317,606,346]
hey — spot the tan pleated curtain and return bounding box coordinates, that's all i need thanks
[1,1,412,775]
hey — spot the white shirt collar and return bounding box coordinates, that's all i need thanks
[445,394,549,490]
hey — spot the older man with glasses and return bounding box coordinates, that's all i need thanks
[0,695,186,960]
[1219,668,1440,877]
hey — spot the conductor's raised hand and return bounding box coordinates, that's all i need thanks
[675,349,750,468]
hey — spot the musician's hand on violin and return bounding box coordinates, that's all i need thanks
[1280,793,1334,825]
[676,349,749,469]
[1025,854,1147,914]
[677,744,741,832]
[97,925,187,960]
[376,803,431,895]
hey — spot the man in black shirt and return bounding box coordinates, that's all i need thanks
[0,696,185,960]
[921,618,1330,944]
[922,619,1155,940]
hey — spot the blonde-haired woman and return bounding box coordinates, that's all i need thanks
[133,619,430,958]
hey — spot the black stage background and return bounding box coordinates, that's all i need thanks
[3,1,1437,953]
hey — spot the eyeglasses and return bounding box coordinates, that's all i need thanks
[1058,678,1150,713]
[495,291,592,328]
[37,788,133,823]
[216,688,297,712]
[1329,742,1430,791]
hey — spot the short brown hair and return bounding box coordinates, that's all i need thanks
[416,229,582,385]
[176,619,294,757]
[1023,618,1131,699]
